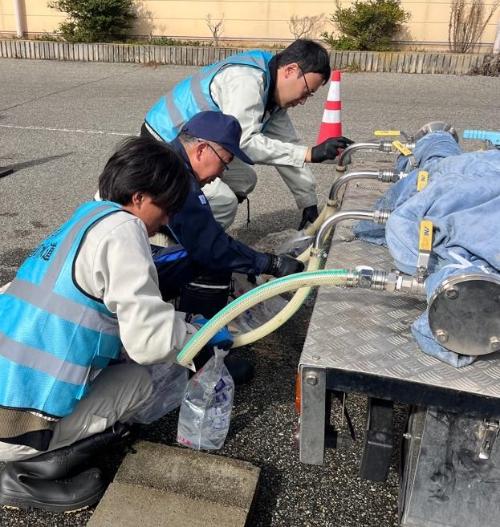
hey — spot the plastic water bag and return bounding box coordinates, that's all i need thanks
[177,347,234,450]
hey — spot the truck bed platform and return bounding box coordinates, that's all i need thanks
[298,179,500,465]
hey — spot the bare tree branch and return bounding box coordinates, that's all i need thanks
[205,13,224,47]
[449,0,500,53]
[288,14,325,40]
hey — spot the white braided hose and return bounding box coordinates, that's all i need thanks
[177,268,356,366]
[232,252,322,348]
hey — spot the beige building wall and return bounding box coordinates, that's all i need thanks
[0,0,498,50]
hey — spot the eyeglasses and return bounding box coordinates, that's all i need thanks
[298,65,314,98]
[206,142,230,171]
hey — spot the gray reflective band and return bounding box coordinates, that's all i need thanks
[7,279,119,336]
[190,77,212,115]
[42,204,116,288]
[144,122,165,142]
[0,332,89,386]
[165,94,186,135]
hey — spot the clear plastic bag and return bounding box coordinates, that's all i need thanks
[252,228,313,257]
[131,362,188,425]
[177,347,234,450]
[228,273,288,335]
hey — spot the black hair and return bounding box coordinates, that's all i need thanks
[275,39,331,84]
[98,136,190,215]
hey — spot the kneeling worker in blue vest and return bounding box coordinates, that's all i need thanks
[143,38,354,230]
[0,136,233,512]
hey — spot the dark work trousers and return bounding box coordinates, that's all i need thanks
[152,245,232,317]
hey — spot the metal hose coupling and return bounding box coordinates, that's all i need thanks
[336,140,414,170]
[379,169,404,183]
[354,268,388,289]
[329,170,401,205]
[350,268,425,295]
[384,271,426,296]
[372,209,391,224]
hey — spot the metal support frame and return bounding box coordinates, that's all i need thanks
[359,398,394,481]
[299,366,327,465]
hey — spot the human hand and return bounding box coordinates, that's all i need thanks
[265,254,305,278]
[190,315,234,350]
[311,136,354,163]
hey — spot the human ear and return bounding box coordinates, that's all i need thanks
[131,191,144,207]
[196,142,207,161]
[284,63,299,78]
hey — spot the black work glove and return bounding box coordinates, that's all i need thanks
[265,253,305,278]
[298,204,319,230]
[311,136,355,163]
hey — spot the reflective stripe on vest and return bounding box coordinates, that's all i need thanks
[0,201,123,418]
[145,50,273,141]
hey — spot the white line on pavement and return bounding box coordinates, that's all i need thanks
[0,124,132,136]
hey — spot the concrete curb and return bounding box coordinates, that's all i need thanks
[0,39,490,74]
[87,441,260,527]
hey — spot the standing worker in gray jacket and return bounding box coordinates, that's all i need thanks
[143,39,353,230]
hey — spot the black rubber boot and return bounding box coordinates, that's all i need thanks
[10,422,130,480]
[178,271,232,319]
[225,355,255,385]
[0,463,106,512]
[193,347,255,386]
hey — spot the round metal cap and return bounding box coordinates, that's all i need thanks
[414,121,459,143]
[428,273,500,356]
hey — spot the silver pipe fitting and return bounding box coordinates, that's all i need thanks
[383,272,426,296]
[372,209,391,224]
[314,209,391,250]
[349,269,426,295]
[336,141,393,169]
[328,169,399,203]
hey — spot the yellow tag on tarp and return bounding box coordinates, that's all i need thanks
[392,140,412,156]
[374,130,401,137]
[417,170,429,191]
[419,220,433,253]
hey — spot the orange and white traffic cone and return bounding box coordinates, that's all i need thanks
[316,70,342,144]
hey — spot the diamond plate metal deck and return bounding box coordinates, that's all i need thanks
[300,180,500,400]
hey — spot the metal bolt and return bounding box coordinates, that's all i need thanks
[305,373,318,386]
[489,336,500,353]
[436,329,449,343]
[445,287,459,300]
[402,433,412,440]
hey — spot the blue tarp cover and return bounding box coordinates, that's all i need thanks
[355,132,500,366]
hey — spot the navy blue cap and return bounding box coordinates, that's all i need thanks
[181,111,254,165]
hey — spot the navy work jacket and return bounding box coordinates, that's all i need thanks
[168,138,271,275]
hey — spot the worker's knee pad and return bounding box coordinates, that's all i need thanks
[178,271,232,318]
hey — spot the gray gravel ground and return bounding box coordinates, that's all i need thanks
[0,58,499,526]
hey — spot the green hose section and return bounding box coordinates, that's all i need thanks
[177,269,353,366]
[232,253,321,348]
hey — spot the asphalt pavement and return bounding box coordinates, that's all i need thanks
[0,58,499,526]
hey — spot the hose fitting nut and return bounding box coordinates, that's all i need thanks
[379,170,398,183]
[373,209,391,224]
[357,268,374,288]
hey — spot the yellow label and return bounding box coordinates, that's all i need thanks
[392,140,412,156]
[417,170,429,191]
[419,220,433,252]
[374,130,400,137]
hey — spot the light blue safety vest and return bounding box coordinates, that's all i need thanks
[0,201,123,418]
[145,50,274,142]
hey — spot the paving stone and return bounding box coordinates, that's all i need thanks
[88,441,260,526]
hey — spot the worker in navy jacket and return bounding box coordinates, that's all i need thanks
[147,111,305,305]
